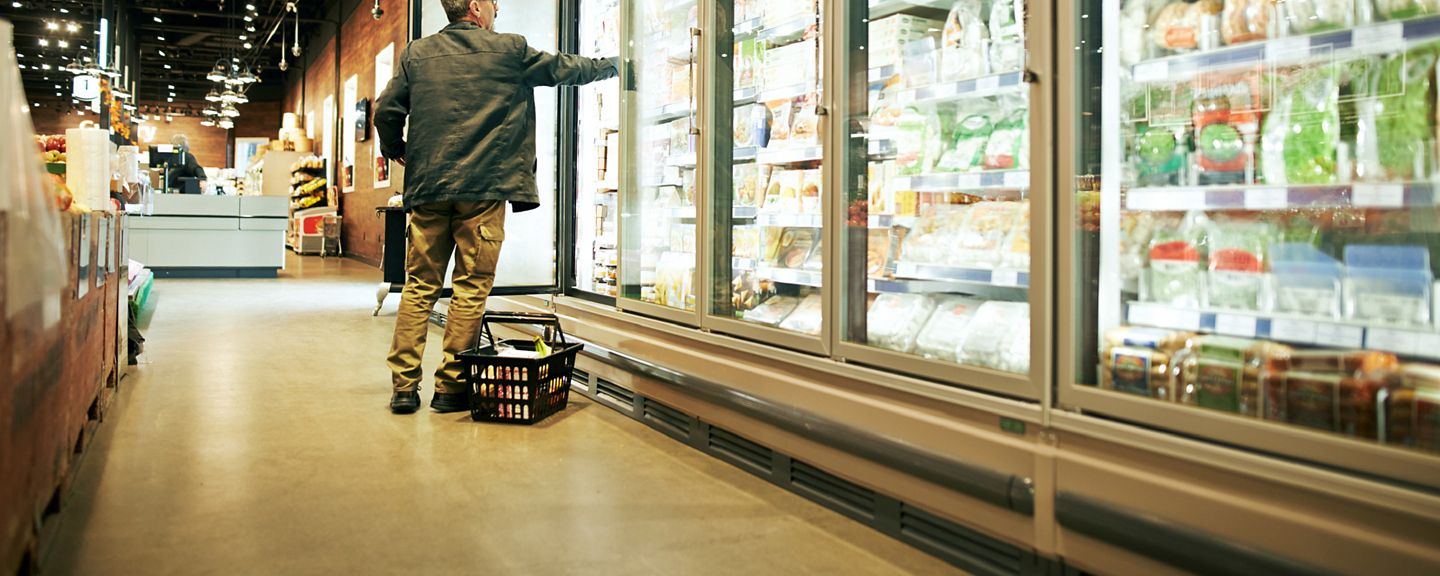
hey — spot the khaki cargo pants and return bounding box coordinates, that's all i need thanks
[388,200,506,394]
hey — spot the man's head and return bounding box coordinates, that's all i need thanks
[441,0,498,30]
[171,133,189,149]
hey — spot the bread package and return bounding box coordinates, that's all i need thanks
[1262,370,1389,438]
[1178,335,1290,416]
[1383,364,1440,452]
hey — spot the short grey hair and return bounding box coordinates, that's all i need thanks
[171,133,189,147]
[441,0,470,23]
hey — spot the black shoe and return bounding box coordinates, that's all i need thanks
[431,392,470,413]
[390,391,421,414]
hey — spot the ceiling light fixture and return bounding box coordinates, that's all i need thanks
[220,88,239,104]
[200,118,216,127]
[205,88,222,102]
[218,118,234,130]
[221,104,240,118]
[206,61,228,82]
[231,89,249,104]
[202,106,219,116]
[58,7,67,13]
[153,16,162,23]
[37,38,48,46]
[45,22,58,31]
[158,49,166,57]
[57,40,68,48]
[67,22,78,33]
[243,42,252,49]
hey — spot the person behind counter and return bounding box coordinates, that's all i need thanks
[163,133,208,194]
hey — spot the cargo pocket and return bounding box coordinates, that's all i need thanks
[475,224,505,275]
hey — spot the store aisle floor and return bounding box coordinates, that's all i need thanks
[46,254,961,576]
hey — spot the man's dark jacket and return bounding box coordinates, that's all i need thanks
[374,21,617,211]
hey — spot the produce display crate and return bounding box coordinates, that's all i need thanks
[459,312,582,425]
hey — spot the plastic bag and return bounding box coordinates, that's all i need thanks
[1,21,67,327]
[1260,66,1339,185]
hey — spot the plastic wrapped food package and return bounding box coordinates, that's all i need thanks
[1261,370,1389,437]
[791,95,822,148]
[1000,202,1030,269]
[1145,212,1207,307]
[800,169,822,214]
[935,113,992,173]
[1375,0,1440,19]
[897,205,971,265]
[867,228,894,277]
[895,107,930,175]
[1205,218,1273,311]
[983,107,1028,170]
[902,36,940,89]
[1221,0,1273,45]
[1101,326,1194,399]
[1177,335,1289,415]
[1383,364,1440,451]
[1191,70,1263,184]
[954,201,1024,268]
[744,295,800,326]
[913,296,986,362]
[1281,0,1353,34]
[1151,0,1223,52]
[1270,243,1344,318]
[1262,71,1341,185]
[733,226,762,260]
[772,227,818,269]
[778,294,824,335]
[1343,244,1433,327]
[1354,48,1437,182]
[1120,212,1181,283]
[866,293,937,354]
[940,2,990,82]
[988,0,1025,72]
[956,301,1030,374]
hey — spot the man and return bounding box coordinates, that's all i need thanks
[374,0,617,414]
[165,134,208,194]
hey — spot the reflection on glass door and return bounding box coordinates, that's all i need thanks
[711,0,827,336]
[842,0,1033,377]
[1070,0,1440,485]
[620,0,701,312]
[574,0,622,297]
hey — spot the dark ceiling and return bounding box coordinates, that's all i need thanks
[3,0,335,112]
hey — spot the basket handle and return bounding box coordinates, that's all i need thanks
[480,311,567,347]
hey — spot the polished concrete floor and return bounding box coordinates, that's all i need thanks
[46,254,961,575]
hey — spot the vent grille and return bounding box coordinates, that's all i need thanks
[708,427,773,475]
[899,504,1024,576]
[791,460,875,521]
[571,368,590,392]
[641,399,691,439]
[595,378,634,409]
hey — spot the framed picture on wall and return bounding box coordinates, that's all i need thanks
[374,43,395,189]
[342,75,358,193]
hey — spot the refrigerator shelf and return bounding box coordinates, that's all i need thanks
[867,0,951,20]
[757,146,824,165]
[866,277,1006,294]
[666,153,697,168]
[756,266,824,287]
[896,71,1026,106]
[868,139,897,158]
[1125,301,1440,360]
[733,146,759,162]
[869,64,898,83]
[734,87,760,107]
[1125,183,1438,212]
[897,169,1030,193]
[662,206,760,220]
[733,17,764,37]
[757,212,823,228]
[757,14,816,46]
[894,261,1029,289]
[757,82,814,104]
[1129,16,1440,83]
[645,102,692,124]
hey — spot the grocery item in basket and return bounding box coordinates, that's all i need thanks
[1261,370,1390,438]
[1375,0,1440,20]
[936,113,992,172]
[1192,70,1263,184]
[913,296,985,362]
[867,293,937,354]
[1270,243,1344,318]
[773,227,819,269]
[1151,0,1222,52]
[744,295,800,326]
[1147,213,1207,307]
[1261,66,1340,185]
[1343,245,1434,326]
[983,107,1027,170]
[1355,48,1437,182]
[779,294,824,335]
[1281,0,1353,33]
[1206,218,1273,311]
[940,2,990,82]
[1383,364,1440,452]
[952,201,1023,268]
[988,0,1025,73]
[1220,0,1273,45]
[956,301,1030,374]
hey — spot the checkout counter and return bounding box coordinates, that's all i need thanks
[128,194,288,278]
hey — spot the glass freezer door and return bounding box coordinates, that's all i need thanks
[572,0,623,299]
[1063,0,1440,488]
[706,0,829,350]
[618,0,703,320]
[836,0,1045,395]
[417,0,563,294]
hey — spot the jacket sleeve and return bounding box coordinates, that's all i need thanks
[518,36,618,87]
[373,48,411,161]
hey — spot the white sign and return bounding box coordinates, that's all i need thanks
[73,75,99,101]
[342,74,358,192]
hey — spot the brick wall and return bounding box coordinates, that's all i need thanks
[28,100,284,170]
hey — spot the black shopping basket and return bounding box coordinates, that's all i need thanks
[458,311,583,424]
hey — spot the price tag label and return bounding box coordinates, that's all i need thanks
[1133,60,1169,83]
[1174,190,1208,210]
[1411,333,1440,361]
[1266,36,1310,63]
[1126,189,1166,211]
[957,174,982,189]
[1269,318,1317,343]
[1314,323,1364,348]
[1003,171,1029,189]
[1215,314,1258,338]
[1130,304,1201,331]
[1354,22,1406,56]
[893,177,912,190]
[1244,187,1289,210]
[975,75,1001,94]
[992,269,1020,287]
[1366,328,1413,355]
[1353,184,1404,208]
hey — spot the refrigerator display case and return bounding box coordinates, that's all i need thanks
[705,0,830,351]
[1061,0,1440,489]
[834,0,1049,396]
[618,0,703,320]
[573,0,622,298]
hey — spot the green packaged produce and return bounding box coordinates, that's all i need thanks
[1261,66,1339,185]
[1356,47,1437,182]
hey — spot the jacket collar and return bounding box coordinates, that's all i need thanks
[444,21,481,32]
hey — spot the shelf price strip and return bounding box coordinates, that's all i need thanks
[1125,183,1434,211]
[1126,302,1440,360]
